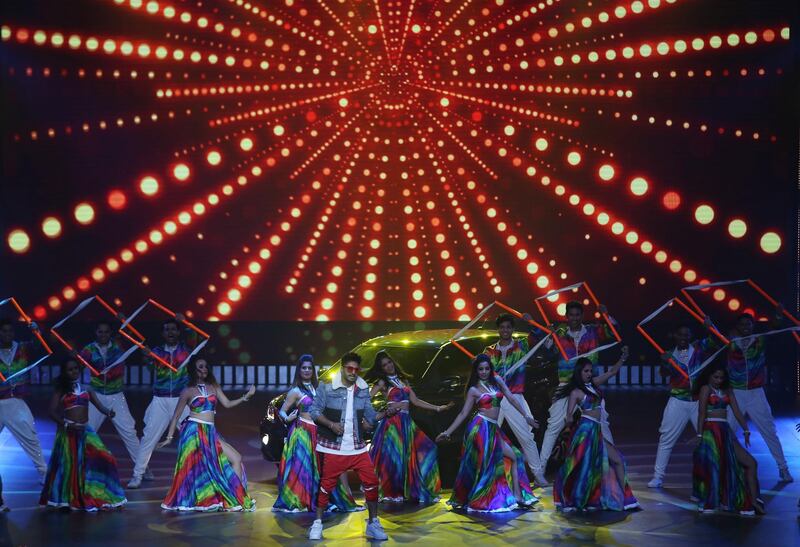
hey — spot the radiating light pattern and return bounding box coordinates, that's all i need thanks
[0,0,793,322]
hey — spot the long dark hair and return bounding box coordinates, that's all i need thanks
[54,357,80,394]
[466,353,499,396]
[554,357,596,401]
[692,362,730,397]
[186,355,217,387]
[363,350,411,386]
[292,354,318,391]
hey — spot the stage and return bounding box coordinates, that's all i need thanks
[1,388,798,547]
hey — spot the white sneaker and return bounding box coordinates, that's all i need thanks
[127,476,142,489]
[365,518,388,541]
[533,472,550,488]
[143,468,155,481]
[647,477,663,488]
[779,468,794,483]
[0,503,9,512]
[308,519,323,540]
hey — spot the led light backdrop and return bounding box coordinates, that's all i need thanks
[0,0,796,325]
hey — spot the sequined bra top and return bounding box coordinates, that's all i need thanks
[706,389,730,411]
[62,383,89,410]
[189,384,217,414]
[579,386,603,412]
[476,384,503,410]
[386,377,411,403]
[295,384,316,413]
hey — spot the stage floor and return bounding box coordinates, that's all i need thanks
[1,389,798,547]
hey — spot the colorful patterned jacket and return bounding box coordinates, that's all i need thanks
[726,336,768,390]
[552,322,616,383]
[0,340,43,399]
[483,332,538,395]
[79,341,128,395]
[661,337,716,401]
[148,329,199,397]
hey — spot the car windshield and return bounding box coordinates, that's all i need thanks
[320,331,522,389]
[321,345,440,384]
[420,336,497,385]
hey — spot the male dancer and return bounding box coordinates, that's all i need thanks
[725,310,792,482]
[308,353,387,541]
[539,301,617,472]
[79,320,141,466]
[128,316,194,488]
[483,312,548,486]
[0,319,48,482]
[648,321,715,488]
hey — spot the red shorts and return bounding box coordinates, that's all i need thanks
[317,451,379,509]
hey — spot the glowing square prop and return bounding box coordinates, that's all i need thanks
[448,300,553,381]
[637,297,729,380]
[681,278,800,345]
[49,295,141,376]
[0,297,53,383]
[118,299,209,371]
[534,280,621,361]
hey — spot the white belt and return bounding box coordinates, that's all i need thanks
[705,417,727,423]
[188,416,214,425]
[476,413,498,425]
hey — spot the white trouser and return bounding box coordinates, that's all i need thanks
[88,392,141,465]
[497,393,542,474]
[727,387,787,470]
[0,398,48,476]
[539,395,569,469]
[652,397,698,480]
[132,396,189,479]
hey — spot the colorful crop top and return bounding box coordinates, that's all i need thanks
[189,384,217,414]
[476,385,503,410]
[579,385,603,412]
[63,383,89,410]
[706,389,730,411]
[386,377,411,403]
[294,384,316,413]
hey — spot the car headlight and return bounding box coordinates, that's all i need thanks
[262,434,270,446]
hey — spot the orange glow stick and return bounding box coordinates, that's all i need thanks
[747,279,800,343]
[672,298,730,345]
[148,299,211,338]
[636,325,688,380]
[451,339,475,359]
[583,281,622,342]
[119,330,177,372]
[49,330,100,375]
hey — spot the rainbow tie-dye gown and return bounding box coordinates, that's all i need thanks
[449,389,538,512]
[554,387,639,512]
[369,382,441,503]
[692,389,753,514]
[273,387,361,512]
[40,386,127,511]
[161,386,254,512]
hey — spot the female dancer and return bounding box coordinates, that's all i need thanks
[159,356,256,512]
[435,353,539,512]
[364,350,451,503]
[40,357,127,511]
[692,362,763,515]
[273,355,360,513]
[553,348,639,512]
